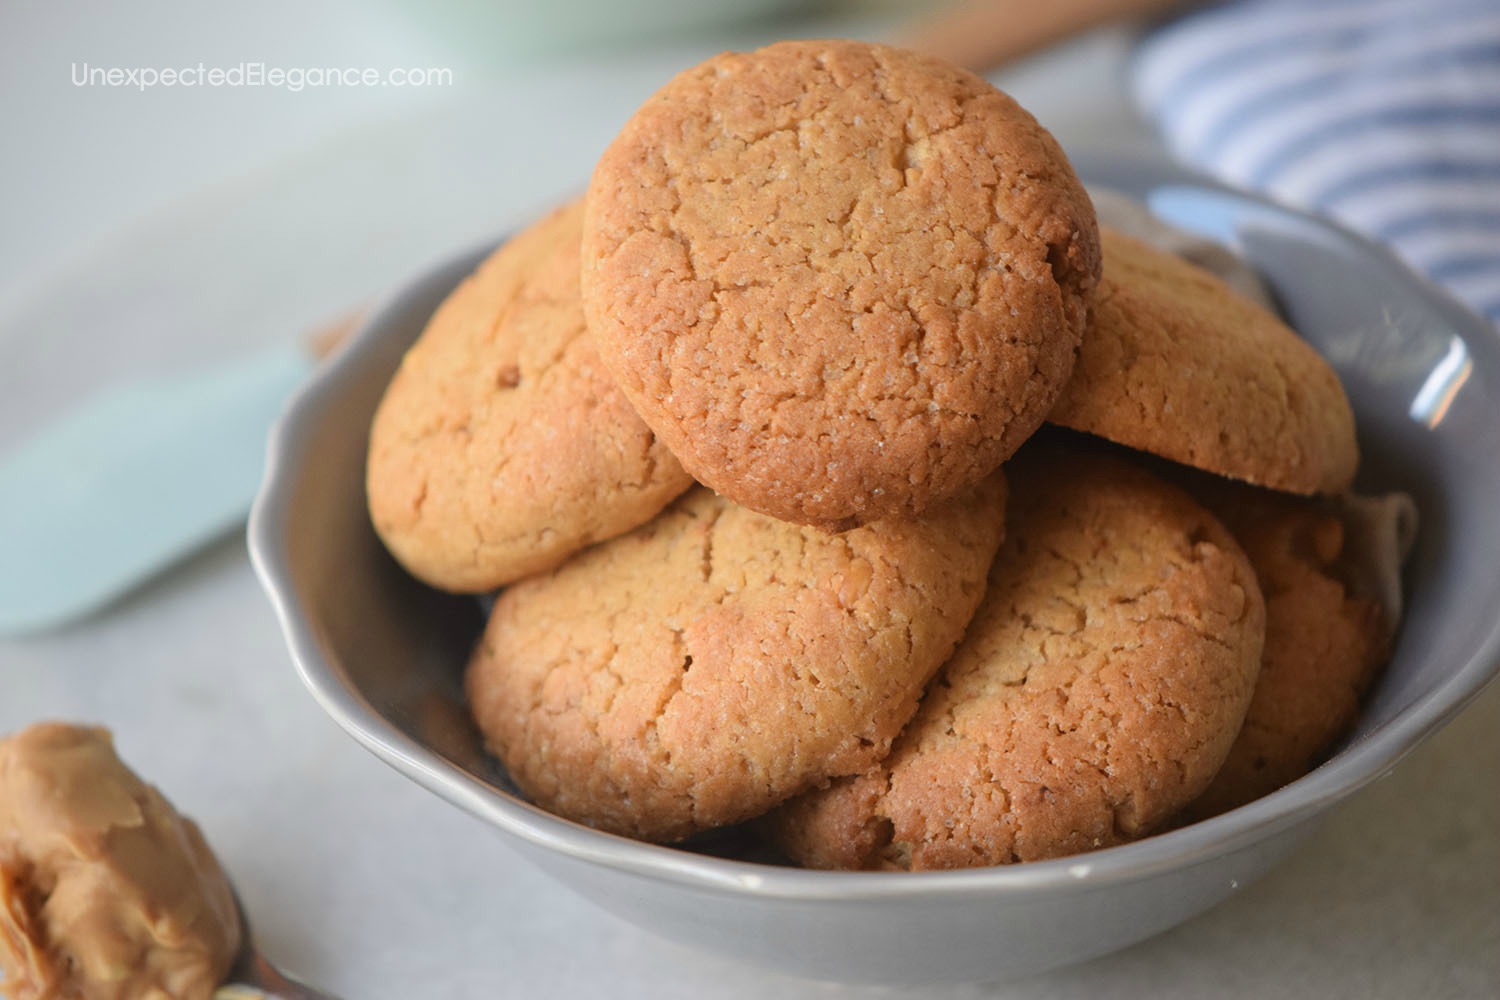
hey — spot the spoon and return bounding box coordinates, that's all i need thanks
[215,889,341,1000]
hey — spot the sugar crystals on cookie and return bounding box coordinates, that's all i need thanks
[465,475,1007,843]
[367,200,694,592]
[768,449,1265,869]
[1048,226,1358,495]
[582,39,1100,530]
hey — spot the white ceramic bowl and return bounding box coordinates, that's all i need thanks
[249,151,1500,985]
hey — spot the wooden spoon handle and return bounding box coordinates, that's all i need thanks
[897,0,1187,75]
[304,309,363,361]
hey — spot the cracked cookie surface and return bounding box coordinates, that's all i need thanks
[464,474,1007,842]
[367,199,694,592]
[768,449,1265,869]
[1048,226,1358,495]
[581,39,1099,530]
[1181,480,1389,820]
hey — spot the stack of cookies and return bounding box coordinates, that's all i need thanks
[365,40,1393,869]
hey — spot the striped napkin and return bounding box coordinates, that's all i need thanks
[1131,0,1500,324]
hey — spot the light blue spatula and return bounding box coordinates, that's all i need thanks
[0,318,354,635]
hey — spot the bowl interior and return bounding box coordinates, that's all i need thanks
[250,152,1500,896]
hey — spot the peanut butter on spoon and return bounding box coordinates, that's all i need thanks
[0,723,241,1000]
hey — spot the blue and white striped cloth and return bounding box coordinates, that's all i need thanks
[1132,0,1500,324]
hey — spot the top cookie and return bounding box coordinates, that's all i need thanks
[367,200,694,592]
[582,39,1100,530]
[1048,226,1358,495]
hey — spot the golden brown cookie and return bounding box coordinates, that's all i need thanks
[1048,226,1358,495]
[768,450,1265,870]
[581,39,1099,531]
[367,200,694,592]
[465,474,1008,843]
[1180,482,1390,820]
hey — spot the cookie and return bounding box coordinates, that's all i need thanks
[581,39,1099,530]
[1048,226,1358,495]
[367,199,694,592]
[1181,481,1390,819]
[465,474,1008,843]
[768,450,1265,869]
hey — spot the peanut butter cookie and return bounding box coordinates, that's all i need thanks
[1048,226,1358,495]
[465,474,1007,842]
[582,39,1099,530]
[1182,481,1390,819]
[768,449,1264,869]
[367,200,694,592]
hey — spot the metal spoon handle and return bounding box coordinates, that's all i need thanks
[218,951,341,1000]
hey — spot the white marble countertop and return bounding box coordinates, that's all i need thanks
[2,2,1496,997]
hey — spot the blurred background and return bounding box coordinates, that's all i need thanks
[0,0,1153,308]
[0,0,1160,462]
